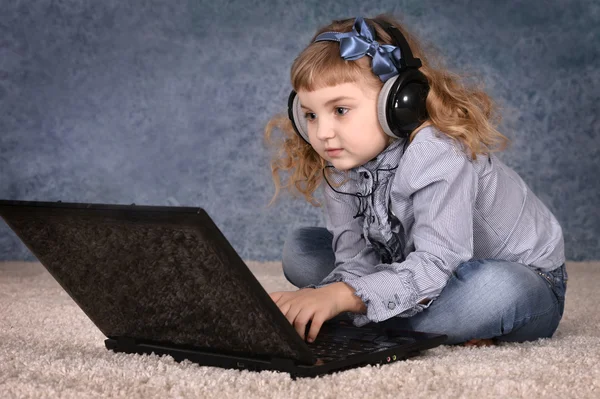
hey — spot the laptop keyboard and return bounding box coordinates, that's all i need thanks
[308,337,373,360]
[306,330,415,362]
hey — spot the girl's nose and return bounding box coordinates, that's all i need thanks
[315,119,336,140]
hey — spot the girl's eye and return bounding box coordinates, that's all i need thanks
[335,107,349,116]
[304,112,316,121]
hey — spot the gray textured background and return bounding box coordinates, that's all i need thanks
[0,0,598,261]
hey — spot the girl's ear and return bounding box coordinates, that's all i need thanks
[288,90,311,144]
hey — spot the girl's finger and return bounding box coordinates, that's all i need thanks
[293,309,314,340]
[275,293,294,307]
[307,313,326,343]
[269,292,283,302]
[285,303,302,330]
[279,302,292,316]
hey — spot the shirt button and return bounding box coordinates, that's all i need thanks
[388,301,396,310]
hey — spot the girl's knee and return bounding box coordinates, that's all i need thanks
[453,259,535,297]
[284,227,332,252]
[281,227,335,288]
[445,259,560,340]
[282,227,317,274]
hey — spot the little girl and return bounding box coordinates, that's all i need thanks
[264,14,567,346]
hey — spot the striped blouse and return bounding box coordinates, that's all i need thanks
[312,126,565,327]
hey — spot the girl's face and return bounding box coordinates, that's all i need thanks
[297,81,389,171]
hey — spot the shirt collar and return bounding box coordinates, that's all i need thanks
[357,138,406,172]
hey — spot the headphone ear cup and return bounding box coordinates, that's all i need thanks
[377,75,400,138]
[385,69,430,138]
[287,90,310,144]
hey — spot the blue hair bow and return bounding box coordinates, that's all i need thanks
[314,17,402,82]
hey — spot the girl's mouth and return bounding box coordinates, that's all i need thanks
[326,149,343,156]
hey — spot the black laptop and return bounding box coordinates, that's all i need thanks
[0,199,446,378]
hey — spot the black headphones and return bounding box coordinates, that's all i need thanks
[287,18,429,144]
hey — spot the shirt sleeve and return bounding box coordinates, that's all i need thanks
[325,139,478,326]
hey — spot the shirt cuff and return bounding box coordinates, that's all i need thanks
[307,269,433,327]
[341,268,433,325]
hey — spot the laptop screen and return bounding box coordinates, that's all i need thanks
[0,201,312,363]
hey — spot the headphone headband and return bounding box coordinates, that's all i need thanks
[370,18,422,69]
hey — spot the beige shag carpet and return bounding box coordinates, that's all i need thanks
[1,261,599,399]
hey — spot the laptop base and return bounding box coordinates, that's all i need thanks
[105,326,447,378]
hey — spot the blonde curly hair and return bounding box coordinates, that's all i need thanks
[264,13,509,206]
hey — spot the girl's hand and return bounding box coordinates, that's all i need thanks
[269,283,366,342]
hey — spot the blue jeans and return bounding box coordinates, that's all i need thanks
[282,227,567,345]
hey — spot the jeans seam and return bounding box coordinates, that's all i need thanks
[534,268,567,302]
[535,271,554,288]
